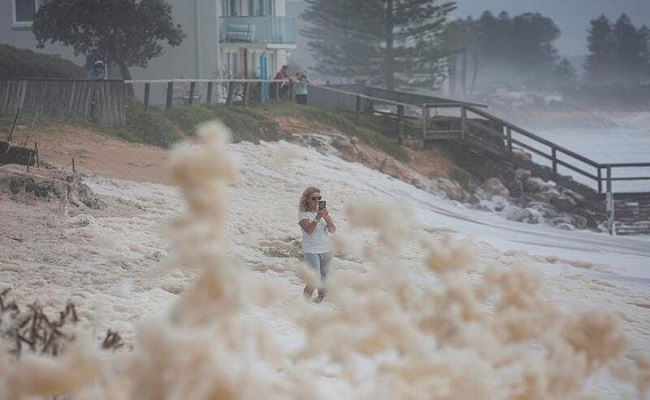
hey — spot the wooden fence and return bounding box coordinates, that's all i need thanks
[124,78,294,110]
[0,79,126,129]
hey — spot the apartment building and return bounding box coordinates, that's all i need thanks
[0,0,296,81]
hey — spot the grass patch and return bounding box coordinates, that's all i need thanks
[162,104,282,143]
[262,239,304,260]
[260,101,409,162]
[0,110,94,134]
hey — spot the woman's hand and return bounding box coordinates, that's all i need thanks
[322,208,336,233]
[316,208,327,219]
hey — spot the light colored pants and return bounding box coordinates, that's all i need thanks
[304,252,333,282]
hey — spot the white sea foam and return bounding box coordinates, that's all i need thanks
[0,120,648,399]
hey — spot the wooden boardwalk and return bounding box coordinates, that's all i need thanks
[309,84,650,235]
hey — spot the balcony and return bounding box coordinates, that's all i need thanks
[219,16,295,47]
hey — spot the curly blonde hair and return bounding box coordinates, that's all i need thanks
[299,186,321,212]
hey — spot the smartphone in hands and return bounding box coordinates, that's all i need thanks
[318,200,327,210]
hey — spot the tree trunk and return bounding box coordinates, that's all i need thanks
[119,63,134,97]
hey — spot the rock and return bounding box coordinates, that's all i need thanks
[512,148,532,161]
[307,134,341,157]
[523,177,552,193]
[481,177,510,199]
[562,189,586,206]
[438,179,469,202]
[506,207,542,224]
[555,222,575,231]
[515,168,532,181]
[526,200,559,218]
[550,215,574,227]
[504,180,523,198]
[411,177,425,190]
[468,195,481,205]
[379,157,401,178]
[550,196,577,212]
[573,214,588,229]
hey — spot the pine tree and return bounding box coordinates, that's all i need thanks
[585,14,650,86]
[612,14,647,85]
[301,0,456,90]
[584,16,615,83]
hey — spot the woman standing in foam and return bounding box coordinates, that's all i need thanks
[298,186,337,302]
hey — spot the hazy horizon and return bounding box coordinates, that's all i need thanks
[288,0,650,58]
[454,0,650,56]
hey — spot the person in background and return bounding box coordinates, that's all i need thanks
[294,73,309,105]
[298,186,336,303]
[273,65,290,99]
[87,60,106,80]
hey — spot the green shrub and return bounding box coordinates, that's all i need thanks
[164,105,220,134]
[0,44,84,79]
[448,166,475,192]
[163,105,282,143]
[209,107,282,143]
[115,100,182,148]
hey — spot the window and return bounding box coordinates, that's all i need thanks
[249,0,273,16]
[13,0,40,25]
[222,0,242,16]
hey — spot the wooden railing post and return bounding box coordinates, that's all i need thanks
[143,83,150,111]
[597,166,602,193]
[421,104,428,140]
[552,147,557,173]
[166,81,174,109]
[355,95,361,125]
[188,81,196,105]
[397,104,404,144]
[460,105,467,140]
[606,166,612,194]
[243,82,250,108]
[506,127,512,153]
[207,82,213,104]
[226,82,233,106]
[606,166,615,235]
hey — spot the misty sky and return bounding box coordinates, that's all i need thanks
[455,0,650,56]
[289,0,650,57]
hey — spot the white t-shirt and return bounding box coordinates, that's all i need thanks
[298,211,331,253]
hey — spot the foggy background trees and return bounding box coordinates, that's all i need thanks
[444,11,577,93]
[301,0,457,91]
[299,1,650,106]
[584,14,650,86]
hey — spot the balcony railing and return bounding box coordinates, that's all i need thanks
[219,16,295,45]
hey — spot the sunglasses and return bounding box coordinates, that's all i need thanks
[310,196,322,201]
